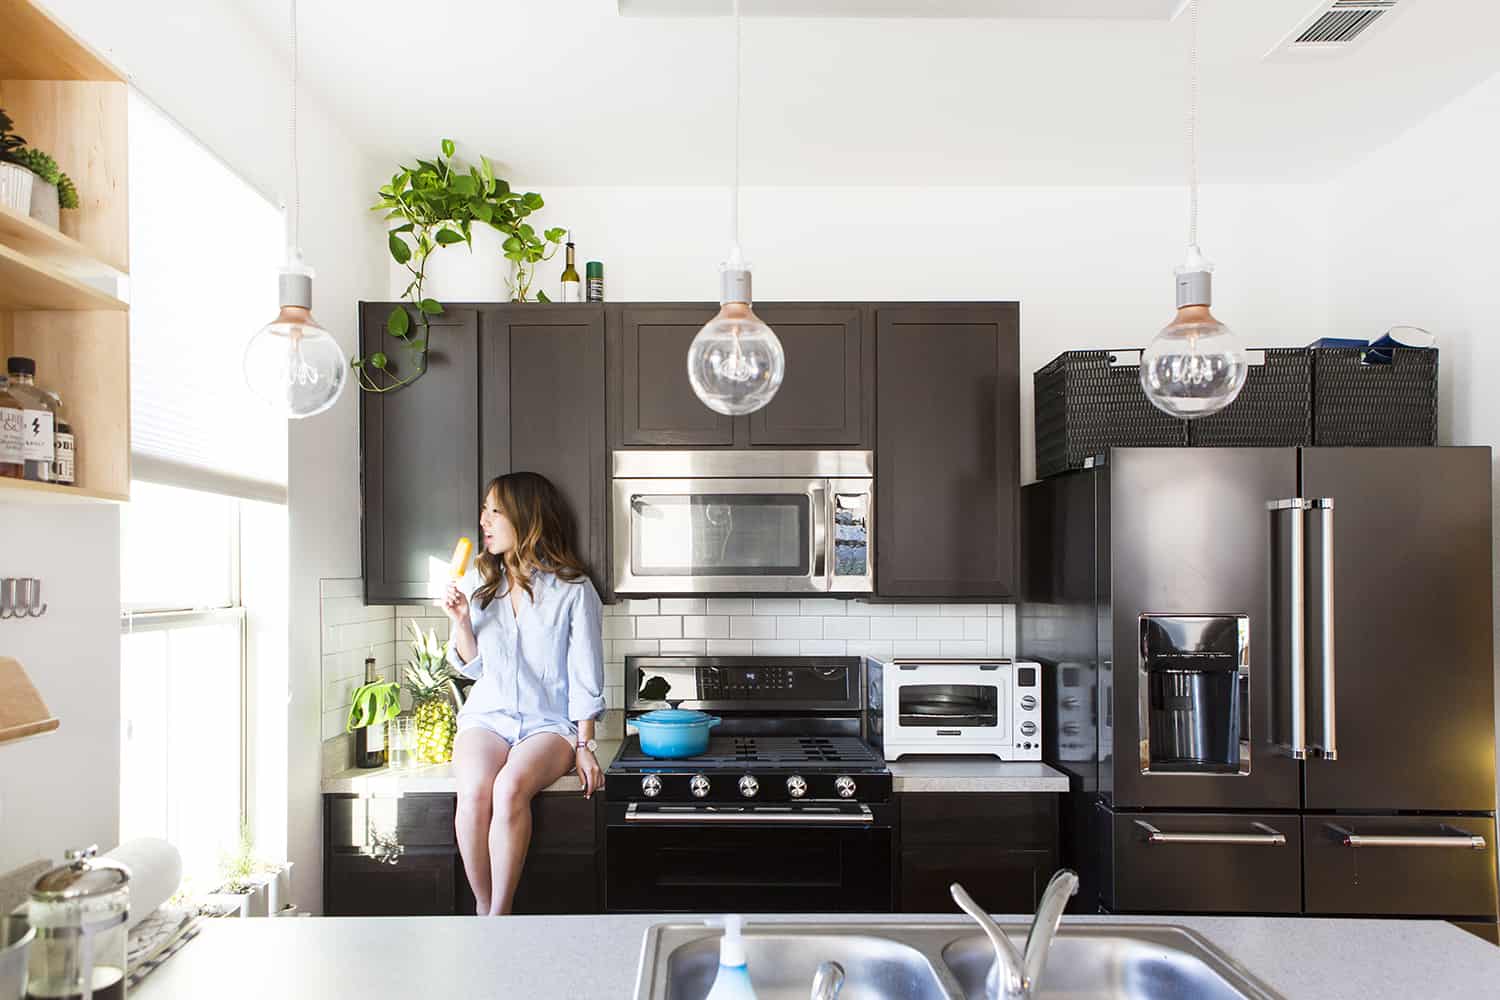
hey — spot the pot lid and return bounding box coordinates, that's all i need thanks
[32,846,129,901]
[635,709,715,726]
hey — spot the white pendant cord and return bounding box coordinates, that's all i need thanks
[1187,0,1199,251]
[289,0,302,258]
[729,0,742,259]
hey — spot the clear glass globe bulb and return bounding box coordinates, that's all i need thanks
[687,300,786,416]
[243,303,347,419]
[1140,304,1247,419]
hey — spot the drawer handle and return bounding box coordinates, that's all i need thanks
[1134,820,1287,846]
[1328,824,1487,851]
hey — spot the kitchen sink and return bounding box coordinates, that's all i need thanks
[632,921,1283,1000]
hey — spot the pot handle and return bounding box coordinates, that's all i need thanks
[707,716,721,728]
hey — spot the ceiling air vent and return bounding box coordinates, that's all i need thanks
[1265,1,1407,60]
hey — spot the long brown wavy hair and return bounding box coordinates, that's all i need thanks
[473,472,588,610]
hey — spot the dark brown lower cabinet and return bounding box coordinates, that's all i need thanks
[1104,811,1303,915]
[326,849,457,916]
[897,793,1059,914]
[1303,814,1498,918]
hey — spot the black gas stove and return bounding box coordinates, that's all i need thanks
[604,655,895,913]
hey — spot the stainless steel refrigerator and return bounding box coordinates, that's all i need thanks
[1020,447,1498,940]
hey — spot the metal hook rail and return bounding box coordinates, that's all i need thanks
[0,578,48,619]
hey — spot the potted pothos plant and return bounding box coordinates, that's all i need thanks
[358,139,566,393]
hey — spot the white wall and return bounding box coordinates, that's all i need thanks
[0,507,120,873]
[398,182,1334,482]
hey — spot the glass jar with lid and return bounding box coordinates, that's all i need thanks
[26,846,130,1000]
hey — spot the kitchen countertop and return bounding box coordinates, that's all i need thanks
[132,911,1500,999]
[324,741,1068,795]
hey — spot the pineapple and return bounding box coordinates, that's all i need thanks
[405,622,457,765]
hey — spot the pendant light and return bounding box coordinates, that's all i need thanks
[243,0,347,420]
[686,0,785,417]
[1139,0,1246,419]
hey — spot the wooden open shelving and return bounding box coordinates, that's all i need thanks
[0,0,131,503]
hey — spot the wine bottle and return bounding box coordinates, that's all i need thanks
[355,652,387,769]
[560,234,581,303]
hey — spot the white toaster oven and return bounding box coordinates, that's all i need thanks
[867,658,1043,761]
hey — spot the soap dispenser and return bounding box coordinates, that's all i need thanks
[704,914,758,999]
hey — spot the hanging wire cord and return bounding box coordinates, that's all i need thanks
[290,0,300,254]
[730,0,742,255]
[1187,0,1199,249]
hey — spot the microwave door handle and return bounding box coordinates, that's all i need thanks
[811,485,828,582]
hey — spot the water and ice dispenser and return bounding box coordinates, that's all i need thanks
[1139,614,1250,774]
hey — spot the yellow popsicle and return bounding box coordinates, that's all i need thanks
[449,536,473,578]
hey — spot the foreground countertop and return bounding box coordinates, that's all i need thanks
[133,911,1499,999]
[324,741,1067,795]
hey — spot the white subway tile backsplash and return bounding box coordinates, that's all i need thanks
[658,639,708,655]
[753,599,801,616]
[845,640,893,660]
[869,617,917,640]
[602,616,636,639]
[917,617,966,640]
[658,598,706,615]
[939,604,985,617]
[731,617,777,639]
[707,598,754,616]
[846,601,892,617]
[906,605,941,617]
[891,640,942,657]
[606,686,625,709]
[618,599,659,616]
[823,617,870,640]
[604,661,626,688]
[323,597,393,627]
[325,675,362,713]
[322,708,350,742]
[939,640,989,657]
[963,617,989,640]
[325,618,396,655]
[320,578,363,599]
[776,617,823,640]
[613,639,661,658]
[799,599,846,616]
[683,616,730,639]
[752,640,800,655]
[799,640,847,655]
[636,616,683,639]
[986,618,1011,655]
[707,639,754,655]
[987,604,1010,617]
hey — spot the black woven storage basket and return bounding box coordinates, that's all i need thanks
[1312,346,1438,446]
[1188,348,1312,448]
[1034,350,1188,479]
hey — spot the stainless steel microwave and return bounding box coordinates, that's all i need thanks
[611,450,874,595]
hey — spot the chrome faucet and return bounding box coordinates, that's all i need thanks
[809,960,845,1000]
[951,869,1079,1000]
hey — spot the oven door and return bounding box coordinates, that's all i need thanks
[606,803,894,912]
[612,477,873,594]
[886,663,1014,749]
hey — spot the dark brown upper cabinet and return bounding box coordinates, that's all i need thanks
[875,303,1020,599]
[609,303,871,449]
[360,304,480,605]
[480,305,609,597]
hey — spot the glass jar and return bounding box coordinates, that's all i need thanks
[45,391,74,486]
[0,374,24,479]
[26,846,130,1000]
[6,357,55,483]
[388,717,416,769]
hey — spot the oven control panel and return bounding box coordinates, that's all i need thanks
[628,655,860,711]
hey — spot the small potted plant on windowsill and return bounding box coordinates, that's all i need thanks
[9,147,78,229]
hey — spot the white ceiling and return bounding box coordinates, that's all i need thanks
[231,0,1500,186]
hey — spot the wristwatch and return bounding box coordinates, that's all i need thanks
[575,738,598,753]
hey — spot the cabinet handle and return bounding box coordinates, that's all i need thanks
[1308,499,1338,761]
[1328,824,1486,851]
[811,486,828,582]
[1135,820,1286,846]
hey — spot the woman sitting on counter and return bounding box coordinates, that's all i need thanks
[442,471,606,916]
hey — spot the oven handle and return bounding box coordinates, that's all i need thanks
[624,804,875,825]
[811,485,829,583]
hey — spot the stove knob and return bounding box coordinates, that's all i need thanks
[689,774,711,799]
[1020,721,1038,737]
[834,775,857,799]
[1062,696,1080,710]
[1061,723,1080,736]
[1020,695,1038,711]
[786,774,808,799]
[738,775,760,799]
[641,775,662,798]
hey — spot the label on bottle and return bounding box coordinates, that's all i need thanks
[561,279,582,303]
[21,409,54,463]
[367,719,385,753]
[54,429,75,484]
[0,406,22,465]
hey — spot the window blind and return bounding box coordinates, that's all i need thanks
[127,89,288,502]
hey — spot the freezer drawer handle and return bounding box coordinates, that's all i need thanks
[1134,820,1287,847]
[624,804,875,824]
[1328,824,1487,851]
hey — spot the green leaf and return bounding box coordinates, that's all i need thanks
[418,298,444,315]
[522,192,543,210]
[391,222,414,234]
[537,289,551,303]
[435,227,465,246]
[370,352,389,370]
[518,223,535,239]
[493,178,511,196]
[450,174,476,197]
[408,340,427,351]
[472,202,493,223]
[386,309,410,338]
[544,227,566,243]
[442,138,456,158]
[502,235,523,253]
[388,232,411,264]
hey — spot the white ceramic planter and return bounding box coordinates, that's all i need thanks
[0,163,34,214]
[29,179,58,228]
[416,223,509,302]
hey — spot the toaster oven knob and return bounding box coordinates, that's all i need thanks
[641,775,662,798]
[738,775,760,799]
[786,775,808,799]
[689,774,711,798]
[1020,721,1038,737]
[834,775,857,799]
[1020,695,1038,711]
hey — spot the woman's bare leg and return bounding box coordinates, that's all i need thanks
[487,733,575,915]
[454,728,510,914]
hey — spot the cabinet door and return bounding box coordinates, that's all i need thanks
[898,792,1060,914]
[361,304,480,604]
[480,306,609,595]
[1303,814,1498,918]
[875,304,1019,598]
[749,305,868,447]
[1106,811,1302,914]
[614,304,734,447]
[325,849,456,916]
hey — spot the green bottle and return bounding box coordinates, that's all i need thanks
[560,234,581,303]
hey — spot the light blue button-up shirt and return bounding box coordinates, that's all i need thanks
[448,568,606,729]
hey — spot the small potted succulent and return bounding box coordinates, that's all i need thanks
[0,109,31,214]
[9,147,79,228]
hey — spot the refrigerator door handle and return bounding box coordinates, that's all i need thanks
[1327,823,1487,851]
[1306,499,1338,761]
[1269,499,1309,759]
[1134,820,1288,847]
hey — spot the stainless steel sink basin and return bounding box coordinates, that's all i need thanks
[633,921,1283,1000]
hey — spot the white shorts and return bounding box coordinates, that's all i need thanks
[457,710,574,748]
